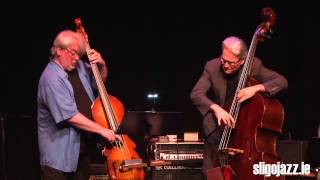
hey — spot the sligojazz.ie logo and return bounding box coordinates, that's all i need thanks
[253,162,311,177]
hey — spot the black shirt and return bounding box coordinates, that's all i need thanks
[224,69,240,104]
[67,69,93,154]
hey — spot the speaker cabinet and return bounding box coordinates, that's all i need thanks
[305,137,320,169]
[89,163,109,180]
[151,169,203,180]
[277,140,308,164]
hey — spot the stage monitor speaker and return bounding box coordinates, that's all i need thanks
[277,140,308,164]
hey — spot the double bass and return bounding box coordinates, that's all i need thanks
[211,8,285,180]
[74,18,145,180]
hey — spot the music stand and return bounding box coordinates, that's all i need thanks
[118,110,184,136]
[117,111,184,160]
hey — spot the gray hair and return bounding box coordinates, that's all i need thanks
[222,36,248,60]
[50,30,86,57]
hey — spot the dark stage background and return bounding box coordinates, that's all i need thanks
[1,1,318,180]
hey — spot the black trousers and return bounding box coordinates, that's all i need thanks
[202,128,223,177]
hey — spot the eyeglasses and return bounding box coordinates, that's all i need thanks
[220,57,241,66]
[64,48,81,58]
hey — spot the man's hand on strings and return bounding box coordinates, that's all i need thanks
[99,128,117,142]
[237,84,266,103]
[100,132,122,155]
[210,104,234,127]
[87,49,106,66]
[87,48,108,81]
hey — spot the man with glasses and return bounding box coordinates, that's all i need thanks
[37,30,118,180]
[190,36,288,178]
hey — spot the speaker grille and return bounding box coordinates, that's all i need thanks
[151,169,203,180]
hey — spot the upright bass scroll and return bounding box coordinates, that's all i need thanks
[74,18,145,180]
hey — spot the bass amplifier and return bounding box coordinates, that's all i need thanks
[148,141,204,180]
